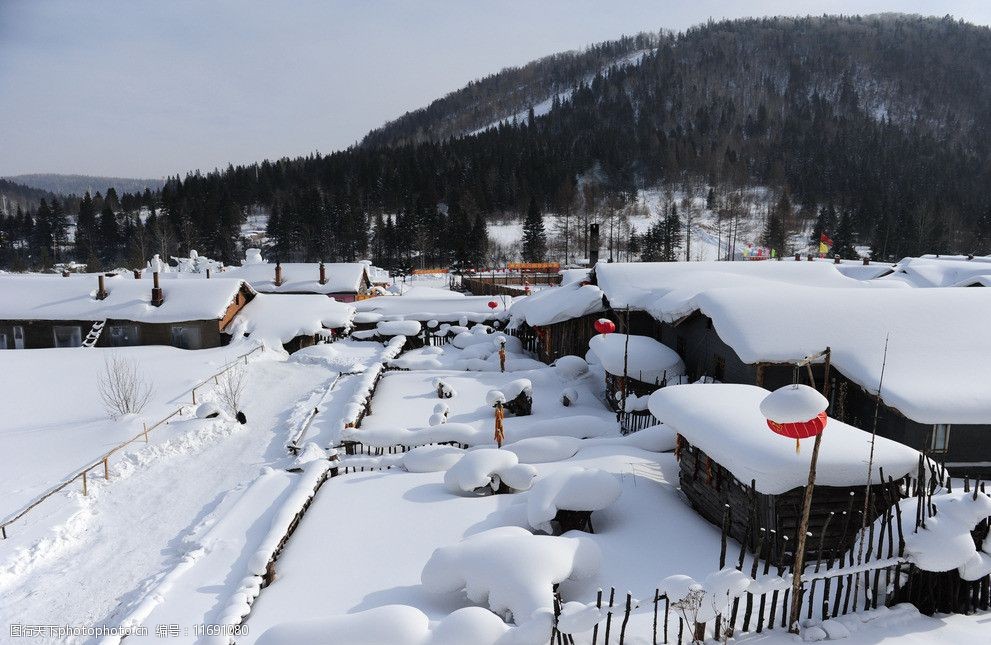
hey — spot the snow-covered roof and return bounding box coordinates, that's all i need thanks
[692,286,991,424]
[509,282,605,327]
[879,256,991,288]
[0,274,250,323]
[648,383,920,495]
[222,262,368,294]
[593,261,872,320]
[355,294,509,323]
[229,293,354,345]
[587,333,685,384]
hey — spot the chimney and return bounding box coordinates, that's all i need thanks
[794,253,801,261]
[62,270,70,277]
[968,254,975,261]
[833,255,841,264]
[96,275,108,300]
[589,224,600,266]
[319,261,327,285]
[151,270,164,307]
[862,257,870,265]
[275,261,283,287]
[206,268,211,279]
[133,268,141,279]
[807,254,814,262]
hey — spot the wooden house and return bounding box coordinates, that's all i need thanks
[0,273,254,350]
[507,279,606,363]
[594,261,991,477]
[227,292,354,353]
[649,384,920,565]
[224,256,371,302]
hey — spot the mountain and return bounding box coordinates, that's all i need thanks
[6,14,991,271]
[0,178,56,215]
[8,174,165,197]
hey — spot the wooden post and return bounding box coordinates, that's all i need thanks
[192,388,197,405]
[103,457,109,480]
[619,591,632,644]
[604,587,615,645]
[593,589,603,645]
[82,471,88,496]
[144,422,149,442]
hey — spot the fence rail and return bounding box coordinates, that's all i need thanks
[0,342,264,540]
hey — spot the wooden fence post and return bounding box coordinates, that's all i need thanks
[103,457,109,480]
[82,471,88,496]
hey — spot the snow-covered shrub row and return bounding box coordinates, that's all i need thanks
[256,604,551,645]
[525,467,622,531]
[895,491,991,579]
[422,526,600,625]
[443,449,537,494]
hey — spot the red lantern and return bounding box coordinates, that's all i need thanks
[766,411,827,440]
[594,318,616,334]
[487,301,498,310]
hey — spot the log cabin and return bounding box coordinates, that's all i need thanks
[649,383,921,565]
[507,279,606,363]
[223,252,371,302]
[0,273,254,350]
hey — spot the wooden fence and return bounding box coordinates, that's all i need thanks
[0,343,264,540]
[619,410,660,434]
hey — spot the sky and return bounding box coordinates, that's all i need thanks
[1,1,989,179]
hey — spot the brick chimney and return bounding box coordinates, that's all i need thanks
[807,253,814,262]
[61,270,70,277]
[133,268,141,279]
[96,275,109,300]
[863,257,870,265]
[274,261,283,287]
[319,261,327,285]
[834,255,841,264]
[794,253,801,261]
[151,270,164,307]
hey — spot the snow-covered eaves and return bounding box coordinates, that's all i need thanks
[693,286,991,425]
[222,262,368,294]
[648,383,920,495]
[230,293,354,345]
[355,294,509,323]
[879,256,991,288]
[0,274,250,323]
[509,282,605,327]
[593,261,872,319]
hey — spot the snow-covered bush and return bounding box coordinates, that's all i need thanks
[432,377,457,399]
[215,363,248,416]
[486,389,507,405]
[428,413,445,426]
[421,526,601,623]
[443,449,537,494]
[526,467,622,532]
[554,355,589,380]
[195,401,222,419]
[377,320,422,337]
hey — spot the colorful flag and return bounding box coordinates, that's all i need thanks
[818,232,833,256]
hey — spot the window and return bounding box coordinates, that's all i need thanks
[171,325,202,350]
[53,325,82,348]
[712,355,726,381]
[13,326,24,349]
[109,324,140,347]
[930,424,951,454]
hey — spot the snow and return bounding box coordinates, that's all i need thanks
[759,384,829,423]
[443,449,538,494]
[0,273,248,322]
[231,293,354,346]
[693,285,991,424]
[648,383,921,494]
[588,333,685,384]
[525,467,622,530]
[401,445,466,473]
[881,255,991,287]
[376,319,422,336]
[421,526,600,622]
[356,294,509,323]
[593,260,872,318]
[553,355,589,380]
[223,261,367,294]
[509,282,605,327]
[890,491,991,579]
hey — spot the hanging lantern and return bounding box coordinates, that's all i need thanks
[760,384,828,451]
[594,318,616,334]
[487,300,498,310]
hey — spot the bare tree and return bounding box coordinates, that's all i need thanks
[216,363,248,416]
[98,354,154,419]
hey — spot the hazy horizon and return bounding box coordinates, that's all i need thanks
[2,1,989,179]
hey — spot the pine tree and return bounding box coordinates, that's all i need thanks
[762,209,787,256]
[76,191,97,262]
[521,196,546,262]
[98,202,121,265]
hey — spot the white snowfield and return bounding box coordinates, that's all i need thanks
[693,285,991,424]
[649,383,921,494]
[231,292,354,346]
[588,333,685,384]
[0,273,248,322]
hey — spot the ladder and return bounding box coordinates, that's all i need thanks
[82,321,106,348]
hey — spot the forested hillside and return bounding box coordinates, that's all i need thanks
[4,14,991,272]
[9,174,165,197]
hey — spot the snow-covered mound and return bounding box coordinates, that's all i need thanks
[896,491,991,579]
[232,293,354,347]
[421,526,601,623]
[759,383,828,422]
[504,415,618,443]
[554,355,589,380]
[509,282,605,327]
[443,449,537,494]
[503,436,584,464]
[588,333,685,385]
[526,467,622,531]
[377,320,422,337]
[401,445,466,473]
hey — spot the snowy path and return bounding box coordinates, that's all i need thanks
[0,357,335,644]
